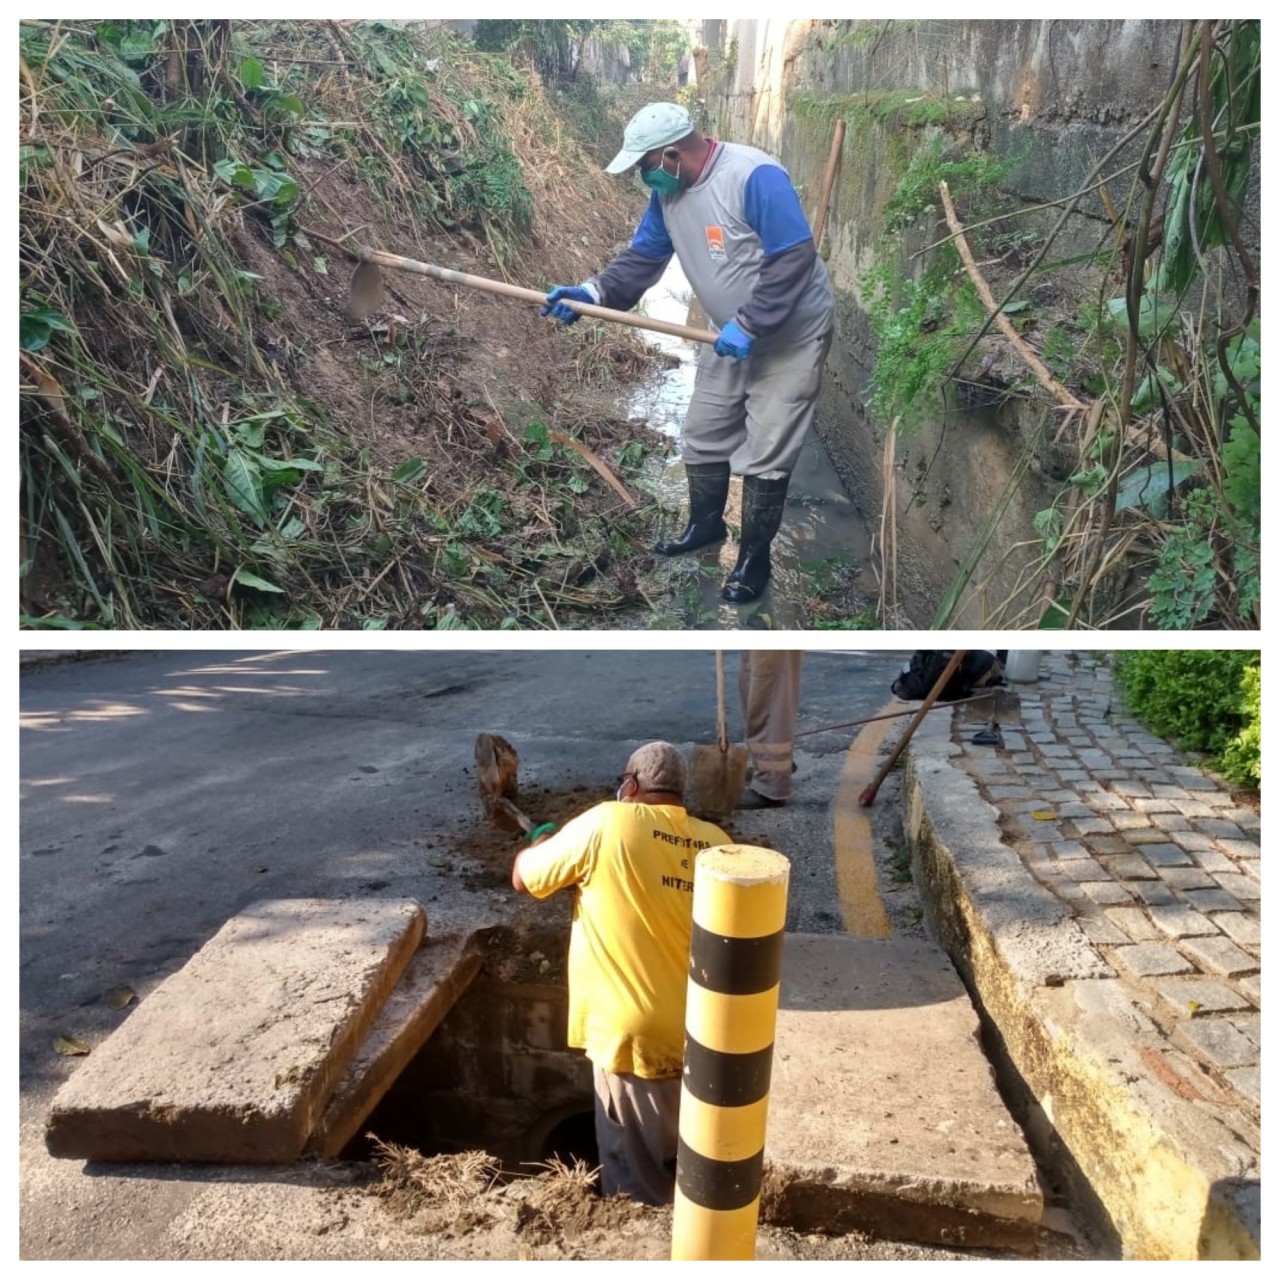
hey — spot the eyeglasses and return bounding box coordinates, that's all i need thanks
[639,148,677,173]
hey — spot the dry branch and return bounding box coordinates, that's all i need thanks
[549,431,636,509]
[938,180,1085,412]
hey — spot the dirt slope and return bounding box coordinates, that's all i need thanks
[20,20,668,629]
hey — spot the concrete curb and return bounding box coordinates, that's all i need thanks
[903,709,1259,1260]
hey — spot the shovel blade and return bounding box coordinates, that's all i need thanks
[475,733,520,810]
[345,259,384,322]
[690,742,750,822]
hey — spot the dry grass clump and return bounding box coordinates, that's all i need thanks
[368,1135,502,1221]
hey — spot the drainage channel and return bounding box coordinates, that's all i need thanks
[353,928,598,1175]
[619,260,876,630]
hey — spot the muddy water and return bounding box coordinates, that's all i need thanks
[623,260,874,630]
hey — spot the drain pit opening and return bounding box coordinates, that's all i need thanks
[353,927,595,1180]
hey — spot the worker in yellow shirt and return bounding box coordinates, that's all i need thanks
[512,741,732,1205]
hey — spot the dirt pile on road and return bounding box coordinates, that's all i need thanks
[20,20,668,629]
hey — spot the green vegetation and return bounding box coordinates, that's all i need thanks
[831,19,1260,630]
[887,839,913,885]
[1220,665,1261,790]
[474,19,688,86]
[1038,20,1261,630]
[1114,650,1261,787]
[792,88,973,135]
[861,138,1009,430]
[19,19,652,630]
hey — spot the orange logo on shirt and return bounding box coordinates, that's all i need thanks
[705,226,726,261]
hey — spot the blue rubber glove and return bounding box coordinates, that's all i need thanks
[541,284,595,325]
[714,318,755,360]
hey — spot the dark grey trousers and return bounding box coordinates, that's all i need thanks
[681,327,832,479]
[592,1064,682,1205]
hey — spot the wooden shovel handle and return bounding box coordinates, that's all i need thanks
[370,251,718,345]
[812,118,846,252]
[303,227,718,345]
[715,650,730,753]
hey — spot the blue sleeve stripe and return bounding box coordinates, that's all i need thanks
[631,191,675,258]
[743,165,814,257]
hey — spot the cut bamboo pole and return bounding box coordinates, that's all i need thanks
[811,118,846,252]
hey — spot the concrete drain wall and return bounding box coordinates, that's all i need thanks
[357,930,596,1173]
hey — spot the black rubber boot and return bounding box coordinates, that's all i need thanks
[653,462,730,556]
[722,474,790,603]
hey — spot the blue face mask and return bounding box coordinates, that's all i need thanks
[641,154,681,195]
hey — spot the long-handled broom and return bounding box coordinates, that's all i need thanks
[858,650,967,807]
[690,651,750,823]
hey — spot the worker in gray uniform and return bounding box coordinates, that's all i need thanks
[542,103,835,604]
[737,650,802,808]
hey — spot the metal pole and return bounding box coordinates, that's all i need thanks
[672,844,790,1261]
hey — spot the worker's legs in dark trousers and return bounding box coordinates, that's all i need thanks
[739,650,802,802]
[592,1064,681,1205]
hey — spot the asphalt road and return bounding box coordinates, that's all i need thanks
[20,647,908,1101]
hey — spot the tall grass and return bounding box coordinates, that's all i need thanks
[19,19,653,629]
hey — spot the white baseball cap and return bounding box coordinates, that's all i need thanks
[605,102,694,174]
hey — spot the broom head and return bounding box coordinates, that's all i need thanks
[690,741,750,823]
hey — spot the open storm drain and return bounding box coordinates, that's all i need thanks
[354,928,599,1177]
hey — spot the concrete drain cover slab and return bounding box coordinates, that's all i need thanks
[307,934,485,1158]
[45,898,425,1164]
[762,934,1042,1251]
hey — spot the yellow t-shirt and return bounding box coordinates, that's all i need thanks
[517,800,731,1079]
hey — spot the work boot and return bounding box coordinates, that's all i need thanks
[721,474,789,603]
[737,786,786,810]
[653,462,730,556]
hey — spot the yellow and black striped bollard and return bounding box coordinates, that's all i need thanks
[672,844,789,1260]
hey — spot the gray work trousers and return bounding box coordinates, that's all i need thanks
[681,327,833,479]
[592,1064,681,1205]
[739,650,802,801]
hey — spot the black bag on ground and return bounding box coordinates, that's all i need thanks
[891,650,1007,702]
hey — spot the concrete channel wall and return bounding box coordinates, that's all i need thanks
[696,20,1193,626]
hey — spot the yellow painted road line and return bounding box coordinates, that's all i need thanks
[832,698,912,938]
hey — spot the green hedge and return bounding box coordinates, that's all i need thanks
[1114,650,1261,787]
[1220,664,1261,788]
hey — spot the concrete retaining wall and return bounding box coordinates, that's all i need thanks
[699,20,1208,625]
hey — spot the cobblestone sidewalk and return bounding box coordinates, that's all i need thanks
[952,651,1261,1115]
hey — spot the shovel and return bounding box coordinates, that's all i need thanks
[475,732,557,841]
[301,225,719,344]
[690,651,750,822]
